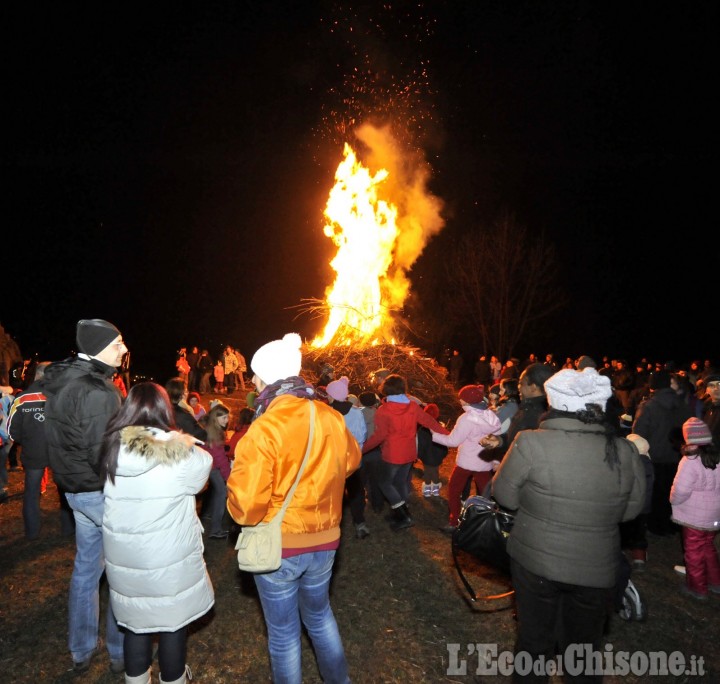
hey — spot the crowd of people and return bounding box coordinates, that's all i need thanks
[1,322,719,683]
[174,345,247,396]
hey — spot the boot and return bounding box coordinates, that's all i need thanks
[125,669,152,684]
[630,548,646,572]
[389,503,414,531]
[160,665,192,683]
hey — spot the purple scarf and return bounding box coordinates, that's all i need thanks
[254,376,316,418]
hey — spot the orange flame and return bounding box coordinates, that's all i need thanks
[312,124,445,348]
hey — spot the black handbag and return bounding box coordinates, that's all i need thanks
[451,495,515,601]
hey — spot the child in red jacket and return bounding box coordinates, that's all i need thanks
[362,374,448,530]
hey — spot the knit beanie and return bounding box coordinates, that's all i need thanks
[458,384,485,405]
[649,370,671,390]
[326,376,350,402]
[76,319,121,356]
[544,367,612,412]
[682,417,713,445]
[250,333,302,385]
[627,433,650,456]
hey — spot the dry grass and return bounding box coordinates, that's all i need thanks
[1,390,719,682]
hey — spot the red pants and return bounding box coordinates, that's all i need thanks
[448,466,492,526]
[682,526,720,596]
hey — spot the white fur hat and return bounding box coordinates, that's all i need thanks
[544,367,612,413]
[251,333,303,385]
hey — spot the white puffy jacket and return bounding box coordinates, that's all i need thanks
[103,426,214,632]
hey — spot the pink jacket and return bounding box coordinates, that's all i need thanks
[432,405,501,472]
[670,454,720,532]
[203,442,231,481]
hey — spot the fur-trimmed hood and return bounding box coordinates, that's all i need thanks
[116,426,204,477]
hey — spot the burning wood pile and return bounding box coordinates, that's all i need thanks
[303,342,461,423]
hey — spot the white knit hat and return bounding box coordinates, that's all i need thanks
[544,367,612,413]
[250,333,303,385]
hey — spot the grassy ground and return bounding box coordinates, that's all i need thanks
[1,391,718,682]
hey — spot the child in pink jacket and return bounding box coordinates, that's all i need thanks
[670,417,720,600]
[432,384,501,534]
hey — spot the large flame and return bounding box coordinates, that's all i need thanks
[311,124,445,348]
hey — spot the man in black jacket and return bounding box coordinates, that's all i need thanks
[632,370,693,536]
[43,319,127,674]
[6,362,74,539]
[480,362,555,459]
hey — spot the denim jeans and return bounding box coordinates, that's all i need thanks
[254,550,350,684]
[65,491,124,663]
[23,467,45,539]
[208,468,228,534]
[377,461,412,507]
[0,442,9,493]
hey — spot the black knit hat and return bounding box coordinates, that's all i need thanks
[359,391,379,407]
[649,370,671,390]
[76,319,121,356]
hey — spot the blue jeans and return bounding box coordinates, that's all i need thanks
[0,442,9,493]
[378,461,412,507]
[254,551,350,684]
[65,491,124,663]
[23,468,45,539]
[208,468,228,534]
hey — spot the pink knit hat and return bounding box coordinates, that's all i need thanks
[682,417,712,446]
[326,376,350,402]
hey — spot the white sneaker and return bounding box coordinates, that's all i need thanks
[422,484,432,498]
[674,565,686,576]
[431,482,442,496]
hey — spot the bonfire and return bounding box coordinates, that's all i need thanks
[300,125,461,422]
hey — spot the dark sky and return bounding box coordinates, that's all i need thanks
[5,2,716,378]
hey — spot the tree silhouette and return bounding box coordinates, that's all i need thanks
[444,212,567,361]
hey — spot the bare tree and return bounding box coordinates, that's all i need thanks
[446,212,567,361]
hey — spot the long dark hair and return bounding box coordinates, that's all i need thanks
[545,403,621,470]
[682,442,720,470]
[100,382,177,484]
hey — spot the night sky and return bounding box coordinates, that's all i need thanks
[5,2,716,379]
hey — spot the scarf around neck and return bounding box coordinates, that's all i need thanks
[254,376,316,418]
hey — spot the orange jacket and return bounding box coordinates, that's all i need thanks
[226,395,361,550]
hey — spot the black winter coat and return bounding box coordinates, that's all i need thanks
[632,388,692,464]
[6,381,49,469]
[42,357,122,492]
